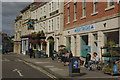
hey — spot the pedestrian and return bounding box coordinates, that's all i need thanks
[29,48,33,58]
[63,50,73,66]
[85,53,91,68]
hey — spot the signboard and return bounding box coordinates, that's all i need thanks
[73,60,80,68]
[27,21,35,30]
[74,24,94,32]
[88,46,91,52]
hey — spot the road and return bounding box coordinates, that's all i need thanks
[2,54,120,80]
[2,54,52,79]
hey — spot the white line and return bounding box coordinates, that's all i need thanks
[13,69,23,77]
[23,61,56,79]
[17,71,23,77]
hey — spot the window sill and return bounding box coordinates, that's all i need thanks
[80,16,86,20]
[66,22,70,24]
[72,19,77,22]
[91,12,98,16]
[105,5,115,11]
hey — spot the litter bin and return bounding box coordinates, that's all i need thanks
[69,57,80,77]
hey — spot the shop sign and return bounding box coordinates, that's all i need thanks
[40,16,46,20]
[28,21,35,30]
[88,46,91,52]
[73,60,80,68]
[74,24,94,32]
[50,10,59,16]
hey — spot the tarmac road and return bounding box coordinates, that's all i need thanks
[2,54,52,79]
[2,54,120,80]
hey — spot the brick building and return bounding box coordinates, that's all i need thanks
[63,1,120,60]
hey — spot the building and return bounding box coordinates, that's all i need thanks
[45,1,64,57]
[15,1,64,57]
[2,33,12,54]
[14,14,22,54]
[63,1,120,60]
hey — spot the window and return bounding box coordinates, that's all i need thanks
[109,0,114,7]
[49,3,51,12]
[93,0,97,13]
[74,3,77,20]
[67,7,70,23]
[49,20,51,31]
[44,6,46,13]
[52,19,53,31]
[82,0,86,16]
[58,0,59,8]
[57,17,60,30]
[43,22,45,28]
[41,8,42,16]
[52,2,54,11]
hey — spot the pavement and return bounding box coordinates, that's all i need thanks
[2,53,120,80]
[14,53,120,78]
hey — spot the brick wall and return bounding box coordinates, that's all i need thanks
[64,2,120,29]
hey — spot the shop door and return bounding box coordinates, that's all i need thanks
[94,42,98,53]
[49,42,54,57]
[81,35,88,58]
[67,37,71,51]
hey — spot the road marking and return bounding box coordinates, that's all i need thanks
[2,58,10,62]
[45,66,54,68]
[13,69,23,77]
[15,59,22,62]
[23,61,56,79]
[35,62,50,64]
[49,68,63,71]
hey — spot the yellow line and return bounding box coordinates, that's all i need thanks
[23,61,56,79]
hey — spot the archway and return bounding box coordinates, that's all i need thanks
[47,36,54,57]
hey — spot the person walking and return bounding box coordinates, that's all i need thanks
[29,48,33,58]
[63,51,73,66]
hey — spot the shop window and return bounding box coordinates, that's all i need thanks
[94,34,98,40]
[104,31,119,47]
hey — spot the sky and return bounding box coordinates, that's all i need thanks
[2,2,33,37]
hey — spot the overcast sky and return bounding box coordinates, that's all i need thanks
[2,2,32,37]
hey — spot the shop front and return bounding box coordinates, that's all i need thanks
[21,38,29,55]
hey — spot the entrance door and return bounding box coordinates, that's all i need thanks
[67,37,71,51]
[94,42,98,53]
[81,35,88,58]
[49,42,54,57]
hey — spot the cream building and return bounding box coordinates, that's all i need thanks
[14,14,22,54]
[30,1,64,57]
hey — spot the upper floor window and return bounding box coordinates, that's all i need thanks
[41,8,42,16]
[52,19,54,31]
[67,7,70,23]
[49,3,51,12]
[49,20,51,31]
[52,2,54,11]
[57,17,60,30]
[74,3,77,20]
[108,0,114,7]
[44,6,46,14]
[82,0,86,17]
[43,22,46,28]
[57,0,59,8]
[93,0,97,13]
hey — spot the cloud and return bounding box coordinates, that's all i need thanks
[2,2,32,36]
